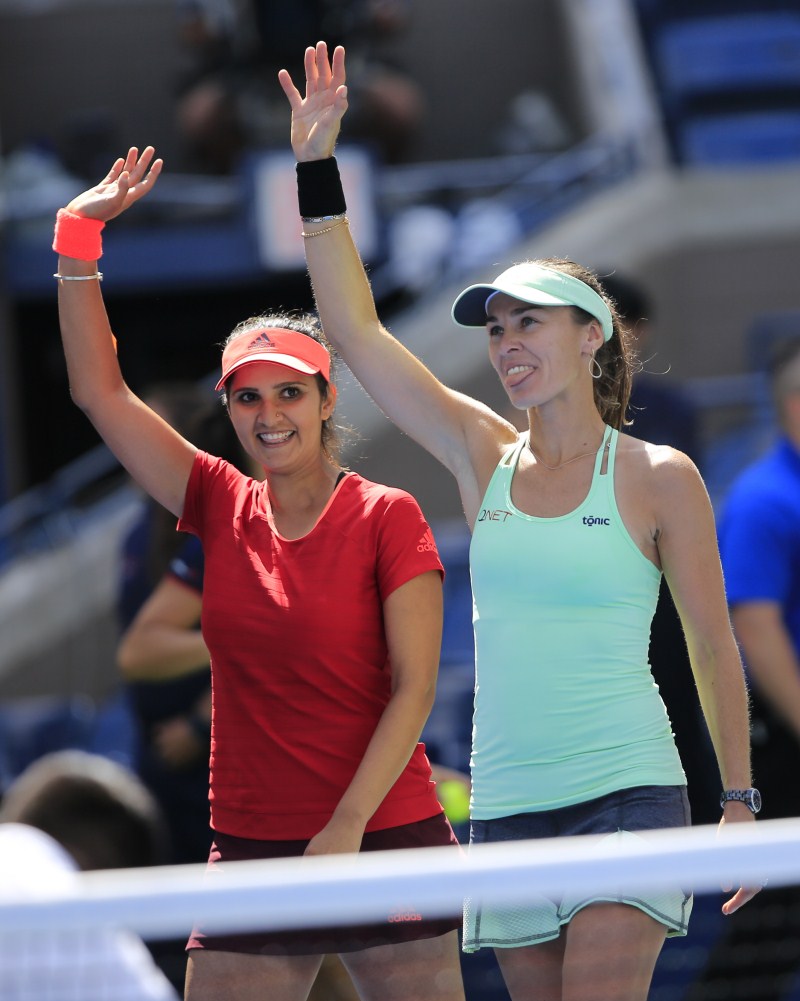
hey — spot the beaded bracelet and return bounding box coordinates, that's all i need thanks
[301,219,349,239]
[53,272,104,281]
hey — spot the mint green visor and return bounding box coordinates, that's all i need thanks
[452,262,613,341]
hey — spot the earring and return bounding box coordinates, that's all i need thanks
[590,353,602,380]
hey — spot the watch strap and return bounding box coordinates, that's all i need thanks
[720,788,761,813]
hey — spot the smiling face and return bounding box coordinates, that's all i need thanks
[486,293,604,410]
[226,362,337,473]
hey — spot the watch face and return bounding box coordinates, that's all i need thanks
[722,788,762,813]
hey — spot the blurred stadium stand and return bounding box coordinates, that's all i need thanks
[633,1,800,166]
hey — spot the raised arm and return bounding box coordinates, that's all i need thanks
[55,147,198,517]
[278,44,512,492]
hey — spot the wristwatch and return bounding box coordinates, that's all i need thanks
[720,788,762,814]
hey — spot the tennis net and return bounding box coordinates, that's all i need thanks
[1,817,799,999]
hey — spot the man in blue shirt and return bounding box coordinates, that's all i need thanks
[688,334,800,1001]
[719,334,800,821]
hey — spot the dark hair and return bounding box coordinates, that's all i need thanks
[534,258,636,429]
[219,312,355,463]
[595,272,652,327]
[0,750,167,871]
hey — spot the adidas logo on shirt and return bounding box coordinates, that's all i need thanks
[417,529,437,553]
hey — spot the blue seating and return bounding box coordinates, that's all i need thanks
[649,893,728,1000]
[88,689,140,771]
[0,691,139,794]
[434,522,475,666]
[0,695,96,792]
[422,660,473,775]
[441,569,475,666]
[655,13,800,99]
[680,111,800,165]
[632,5,800,165]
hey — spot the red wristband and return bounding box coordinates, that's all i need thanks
[52,208,105,261]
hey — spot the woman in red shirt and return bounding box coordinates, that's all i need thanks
[52,152,465,1001]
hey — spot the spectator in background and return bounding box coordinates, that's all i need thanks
[175,0,424,172]
[601,272,718,826]
[719,335,800,817]
[119,531,212,867]
[117,382,251,868]
[0,749,178,1001]
[689,335,800,1001]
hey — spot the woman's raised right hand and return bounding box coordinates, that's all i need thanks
[278,41,348,163]
[66,146,162,222]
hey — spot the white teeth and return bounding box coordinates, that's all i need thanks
[259,431,293,443]
[507,365,534,376]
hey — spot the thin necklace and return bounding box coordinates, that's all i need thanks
[527,432,607,471]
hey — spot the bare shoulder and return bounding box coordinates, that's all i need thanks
[618,433,700,476]
[616,433,709,510]
[613,434,712,562]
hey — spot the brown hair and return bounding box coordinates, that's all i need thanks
[219,312,355,463]
[0,750,166,870]
[533,258,637,429]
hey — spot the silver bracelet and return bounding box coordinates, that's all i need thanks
[53,272,103,281]
[300,213,347,224]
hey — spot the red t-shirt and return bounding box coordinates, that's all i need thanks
[179,452,444,840]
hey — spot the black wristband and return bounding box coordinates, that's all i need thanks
[296,158,347,220]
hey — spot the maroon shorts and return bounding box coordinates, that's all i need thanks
[186,812,462,955]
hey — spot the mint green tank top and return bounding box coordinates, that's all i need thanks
[468,426,686,819]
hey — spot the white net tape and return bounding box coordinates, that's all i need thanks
[0,818,797,940]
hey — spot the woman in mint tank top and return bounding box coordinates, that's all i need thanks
[286,42,760,1001]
